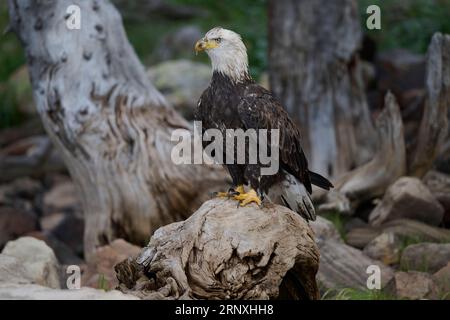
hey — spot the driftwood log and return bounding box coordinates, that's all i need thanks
[409,33,450,177]
[317,32,450,215]
[268,0,377,177]
[8,0,227,261]
[317,92,405,215]
[115,199,320,300]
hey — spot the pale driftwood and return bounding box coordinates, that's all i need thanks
[313,33,449,215]
[115,199,320,300]
[8,0,227,261]
[317,240,394,291]
[346,219,450,249]
[409,33,450,177]
[317,92,406,215]
[268,0,377,177]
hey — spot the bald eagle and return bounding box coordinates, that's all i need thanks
[194,27,332,221]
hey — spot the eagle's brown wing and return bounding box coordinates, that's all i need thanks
[237,84,312,193]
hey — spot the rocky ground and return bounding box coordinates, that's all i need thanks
[0,45,450,299]
[0,163,449,299]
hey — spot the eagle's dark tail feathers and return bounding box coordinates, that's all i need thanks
[309,171,333,190]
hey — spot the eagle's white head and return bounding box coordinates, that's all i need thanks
[195,27,249,83]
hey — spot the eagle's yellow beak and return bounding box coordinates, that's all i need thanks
[194,38,218,55]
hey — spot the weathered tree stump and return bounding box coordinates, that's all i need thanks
[316,32,450,215]
[317,92,405,215]
[409,33,450,177]
[268,0,377,177]
[8,0,227,261]
[115,198,320,300]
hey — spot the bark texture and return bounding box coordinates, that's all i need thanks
[115,199,320,300]
[8,0,227,260]
[315,32,450,214]
[317,92,406,215]
[409,33,450,177]
[268,0,377,177]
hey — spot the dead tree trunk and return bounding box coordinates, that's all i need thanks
[317,92,406,215]
[409,33,450,177]
[8,0,226,261]
[316,33,450,215]
[115,199,320,300]
[268,0,377,177]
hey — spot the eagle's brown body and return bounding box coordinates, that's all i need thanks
[194,27,332,221]
[195,72,332,220]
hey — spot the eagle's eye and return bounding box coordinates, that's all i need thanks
[213,37,222,43]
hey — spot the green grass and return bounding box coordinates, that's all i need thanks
[397,235,450,272]
[97,274,111,291]
[319,212,349,241]
[321,287,397,300]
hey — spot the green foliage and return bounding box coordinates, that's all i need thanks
[319,212,349,241]
[0,2,26,129]
[0,83,24,129]
[359,0,450,53]
[321,287,397,300]
[123,0,268,79]
[0,3,25,82]
[97,274,110,291]
[1,0,450,129]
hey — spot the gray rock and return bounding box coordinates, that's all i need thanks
[433,262,450,298]
[0,206,39,249]
[0,283,139,300]
[147,59,211,119]
[386,271,439,300]
[346,218,450,249]
[344,217,368,233]
[369,177,444,226]
[26,231,83,265]
[317,240,394,291]
[51,215,84,256]
[363,232,402,265]
[1,237,61,288]
[345,227,381,249]
[43,180,79,214]
[423,171,450,227]
[400,243,450,273]
[155,26,203,61]
[40,213,65,232]
[82,239,141,289]
[310,216,343,244]
[0,255,33,285]
[380,219,450,242]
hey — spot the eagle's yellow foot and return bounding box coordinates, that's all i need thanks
[235,185,245,194]
[212,185,244,198]
[213,191,231,198]
[234,188,262,206]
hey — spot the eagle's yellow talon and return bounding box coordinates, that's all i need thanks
[234,189,261,206]
[214,191,230,198]
[235,185,245,194]
[213,185,244,198]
